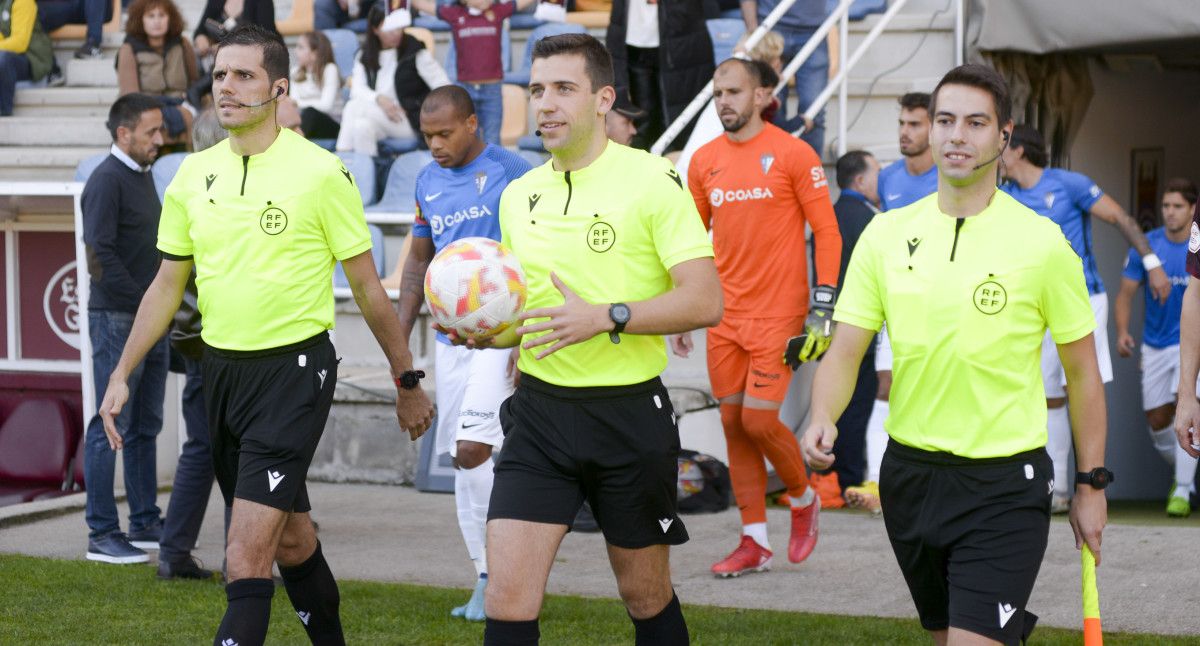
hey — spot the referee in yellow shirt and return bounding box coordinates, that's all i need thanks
[480,34,722,645]
[802,65,1109,646]
[97,25,432,646]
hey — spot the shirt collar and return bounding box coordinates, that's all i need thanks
[841,189,881,214]
[110,144,151,173]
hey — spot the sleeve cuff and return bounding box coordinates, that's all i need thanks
[332,237,373,261]
[1049,318,1097,345]
[832,310,883,333]
[661,245,714,271]
[160,251,193,261]
[158,242,193,257]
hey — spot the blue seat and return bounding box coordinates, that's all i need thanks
[503,21,586,87]
[379,137,420,156]
[310,138,337,151]
[515,148,548,167]
[509,1,543,30]
[336,150,377,206]
[367,149,434,213]
[333,224,387,287]
[846,0,886,21]
[73,152,109,183]
[323,28,359,80]
[151,152,188,202]
[706,18,744,66]
[444,20,511,83]
[412,0,455,31]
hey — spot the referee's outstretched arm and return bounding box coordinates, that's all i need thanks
[98,258,193,451]
[801,322,876,471]
[342,249,434,438]
[1057,333,1108,564]
[1175,277,1200,458]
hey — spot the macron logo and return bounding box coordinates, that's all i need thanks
[998,602,1016,628]
[297,611,311,626]
[222,639,239,646]
[658,518,673,533]
[267,470,285,492]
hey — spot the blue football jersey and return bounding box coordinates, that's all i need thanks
[1122,227,1190,349]
[878,159,938,211]
[1002,168,1105,294]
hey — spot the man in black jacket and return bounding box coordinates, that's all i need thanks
[81,93,168,565]
[824,150,880,502]
[606,0,715,151]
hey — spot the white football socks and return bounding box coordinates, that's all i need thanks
[791,487,815,509]
[1175,444,1197,499]
[1046,406,1071,496]
[742,522,770,551]
[865,399,889,482]
[455,458,495,576]
[1151,425,1178,465]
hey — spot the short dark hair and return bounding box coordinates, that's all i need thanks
[1009,124,1048,168]
[898,92,930,112]
[217,23,289,83]
[106,93,162,140]
[1165,177,1199,205]
[836,150,875,190]
[422,85,476,119]
[930,63,1012,128]
[531,33,613,92]
[716,57,776,89]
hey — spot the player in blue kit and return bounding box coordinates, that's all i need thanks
[1114,178,1200,517]
[877,92,937,212]
[1002,124,1171,512]
[396,86,532,621]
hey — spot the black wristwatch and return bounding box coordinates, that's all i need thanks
[395,369,425,390]
[608,303,631,344]
[1075,467,1114,490]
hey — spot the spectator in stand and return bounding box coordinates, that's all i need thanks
[740,0,836,155]
[116,0,198,146]
[0,0,53,116]
[737,29,817,140]
[314,0,369,33]
[188,0,278,107]
[410,0,538,145]
[606,0,715,151]
[289,31,342,139]
[336,3,449,156]
[604,88,645,146]
[37,0,112,59]
[81,93,168,565]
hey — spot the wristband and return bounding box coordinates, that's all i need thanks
[1142,253,1163,271]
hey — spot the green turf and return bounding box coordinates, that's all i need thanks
[0,554,1192,645]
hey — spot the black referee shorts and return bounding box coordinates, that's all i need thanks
[880,439,1051,645]
[203,332,337,514]
[488,374,689,549]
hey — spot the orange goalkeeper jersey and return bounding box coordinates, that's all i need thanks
[687,123,842,318]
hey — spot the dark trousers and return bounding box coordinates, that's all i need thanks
[626,45,665,151]
[301,107,341,140]
[0,51,31,116]
[832,349,876,490]
[159,355,216,564]
[38,0,112,45]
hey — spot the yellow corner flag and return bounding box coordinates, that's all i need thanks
[1081,545,1102,645]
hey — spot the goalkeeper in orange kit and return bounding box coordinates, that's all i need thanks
[672,59,841,577]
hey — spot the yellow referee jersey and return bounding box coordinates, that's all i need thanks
[499,142,714,387]
[834,191,1095,458]
[157,128,372,351]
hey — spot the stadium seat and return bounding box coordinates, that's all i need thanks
[48,0,119,39]
[71,434,85,490]
[333,224,387,287]
[74,152,109,183]
[368,149,433,213]
[323,28,359,80]
[707,19,744,66]
[412,0,455,31]
[517,133,544,152]
[516,148,548,167]
[379,137,421,156]
[336,151,377,206]
[0,399,76,506]
[509,1,545,30]
[500,84,527,146]
[311,138,337,151]
[152,152,188,202]
[503,21,587,87]
[444,20,512,83]
[847,0,887,21]
[277,0,315,35]
[564,11,608,28]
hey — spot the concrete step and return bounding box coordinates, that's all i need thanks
[12,87,119,117]
[0,146,107,180]
[0,116,109,147]
[845,13,956,81]
[65,57,118,88]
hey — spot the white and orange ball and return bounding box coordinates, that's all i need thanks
[424,237,527,341]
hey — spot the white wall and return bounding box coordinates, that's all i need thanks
[1069,60,1200,499]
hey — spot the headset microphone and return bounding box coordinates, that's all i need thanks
[971,129,1010,171]
[534,129,543,137]
[236,87,284,109]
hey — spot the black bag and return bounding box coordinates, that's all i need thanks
[676,449,731,514]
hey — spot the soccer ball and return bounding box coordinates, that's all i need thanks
[424,237,527,341]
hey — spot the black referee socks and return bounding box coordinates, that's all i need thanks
[484,617,540,645]
[213,577,274,646]
[279,541,345,646]
[631,593,689,645]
